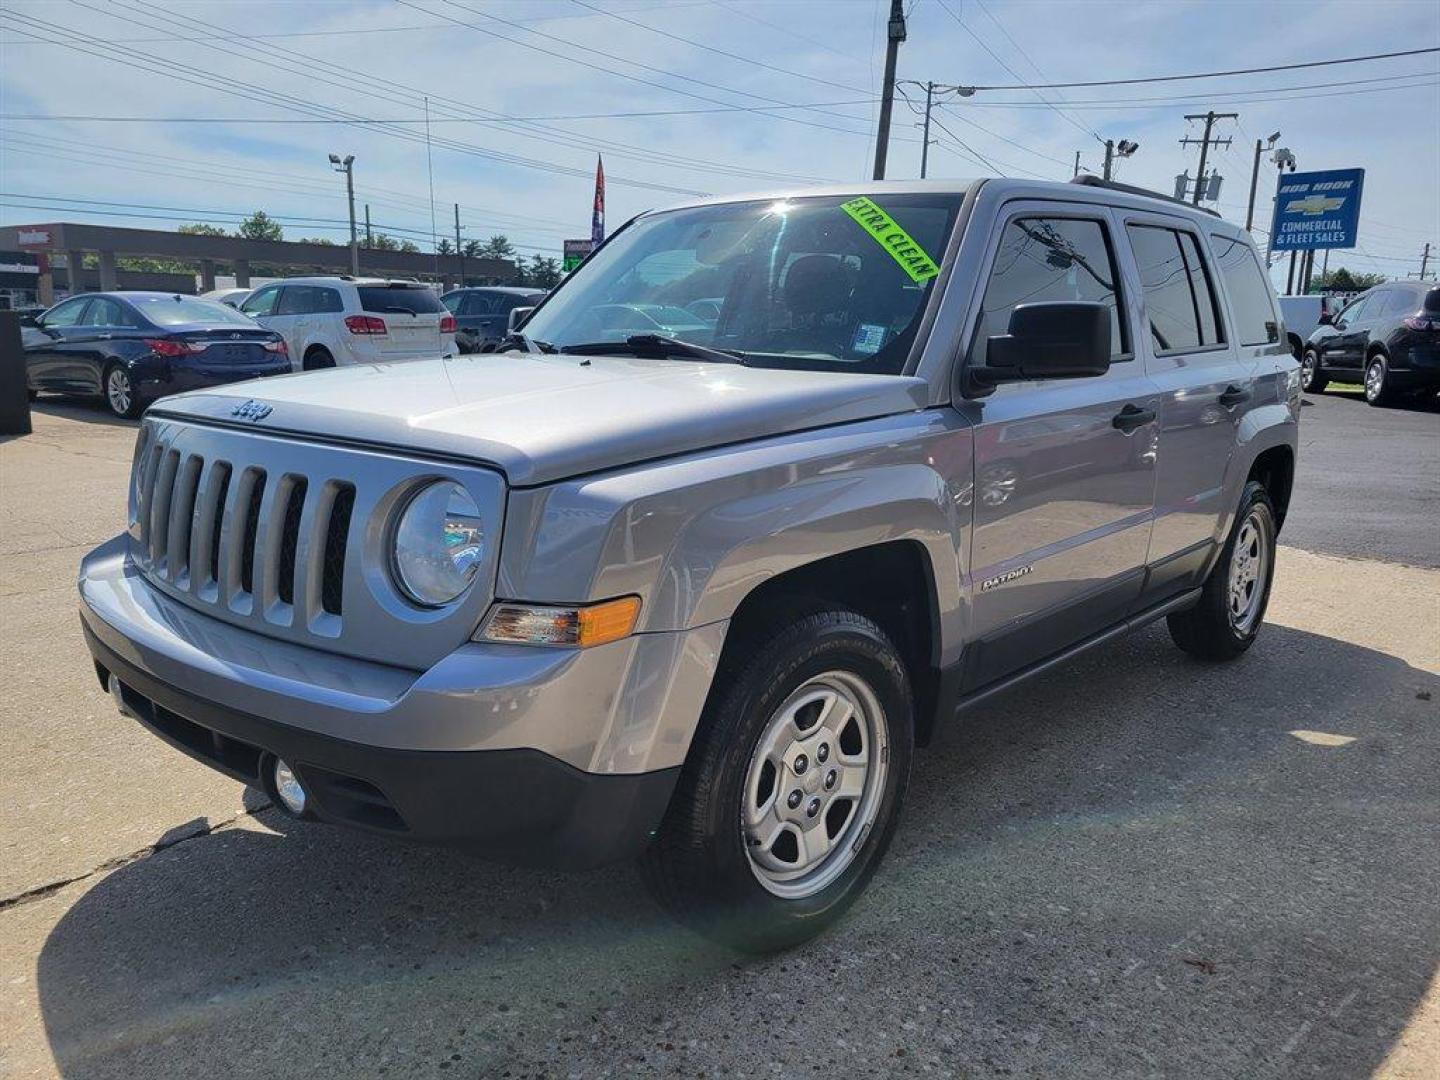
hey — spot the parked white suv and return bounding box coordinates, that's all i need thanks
[237,277,455,370]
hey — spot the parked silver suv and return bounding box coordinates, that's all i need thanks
[79,178,1299,951]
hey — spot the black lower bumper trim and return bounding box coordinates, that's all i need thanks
[83,620,678,869]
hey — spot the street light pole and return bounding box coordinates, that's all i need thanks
[329,153,358,276]
[1245,131,1280,234]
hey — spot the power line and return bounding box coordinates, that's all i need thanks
[959,46,1440,91]
[932,0,1101,143]
[566,0,869,95]
[950,71,1440,109]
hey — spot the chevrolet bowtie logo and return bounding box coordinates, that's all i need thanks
[231,399,273,422]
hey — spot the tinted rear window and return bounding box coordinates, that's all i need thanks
[358,286,443,315]
[130,295,256,326]
[1210,233,1280,346]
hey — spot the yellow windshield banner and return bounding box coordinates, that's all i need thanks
[840,196,941,283]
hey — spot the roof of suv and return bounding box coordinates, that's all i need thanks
[270,276,429,288]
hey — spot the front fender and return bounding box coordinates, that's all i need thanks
[497,409,973,664]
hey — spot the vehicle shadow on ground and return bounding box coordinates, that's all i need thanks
[34,624,1440,1079]
[1314,386,1440,413]
[28,399,139,430]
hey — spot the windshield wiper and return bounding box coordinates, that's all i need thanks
[495,331,556,354]
[562,334,748,365]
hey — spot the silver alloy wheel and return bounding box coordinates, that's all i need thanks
[1365,359,1385,402]
[1301,350,1318,389]
[741,671,889,900]
[1226,507,1272,634]
[105,368,132,415]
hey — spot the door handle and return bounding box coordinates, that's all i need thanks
[1112,403,1155,434]
[1218,384,1251,408]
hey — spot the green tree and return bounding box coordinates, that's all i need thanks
[462,238,483,258]
[179,222,229,237]
[235,210,283,242]
[525,255,561,289]
[397,239,420,253]
[1315,267,1385,292]
[296,236,336,245]
[479,234,516,260]
[369,232,401,251]
[436,238,454,256]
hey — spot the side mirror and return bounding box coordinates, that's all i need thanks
[1318,312,1333,326]
[507,306,535,333]
[19,314,39,328]
[972,302,1112,390]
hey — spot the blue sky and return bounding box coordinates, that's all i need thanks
[1,0,1436,284]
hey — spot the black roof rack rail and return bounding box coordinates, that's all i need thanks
[1068,174,1222,218]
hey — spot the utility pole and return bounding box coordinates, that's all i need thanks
[1421,242,1433,280]
[1073,150,1081,177]
[329,153,358,275]
[1246,131,1281,234]
[454,203,464,287]
[919,81,934,179]
[364,204,372,248]
[1179,111,1237,205]
[871,0,906,180]
[1101,138,1137,181]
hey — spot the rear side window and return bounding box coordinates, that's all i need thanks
[1210,233,1280,346]
[277,285,343,315]
[1126,224,1224,352]
[972,216,1128,367]
[1426,288,1440,314]
[85,297,142,328]
[1381,289,1421,317]
[358,286,444,315]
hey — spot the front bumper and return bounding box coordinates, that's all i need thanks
[79,536,727,866]
[87,623,676,867]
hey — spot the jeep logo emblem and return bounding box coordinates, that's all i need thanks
[231,399,272,422]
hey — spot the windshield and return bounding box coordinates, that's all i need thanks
[520,193,965,373]
[131,295,257,327]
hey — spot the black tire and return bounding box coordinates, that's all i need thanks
[1168,480,1278,661]
[1300,347,1328,393]
[1364,353,1396,407]
[641,607,914,953]
[303,347,336,371]
[101,362,144,419]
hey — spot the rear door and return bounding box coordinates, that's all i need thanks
[357,284,445,359]
[960,204,1159,690]
[1121,217,1253,597]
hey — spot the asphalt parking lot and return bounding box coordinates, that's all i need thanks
[2,392,1437,1079]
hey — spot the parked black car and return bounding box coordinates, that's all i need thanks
[440,287,547,353]
[1300,281,1440,405]
[23,292,291,418]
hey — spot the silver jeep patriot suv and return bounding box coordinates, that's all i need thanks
[80,178,1299,951]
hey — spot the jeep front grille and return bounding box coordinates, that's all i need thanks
[126,416,503,670]
[136,441,353,633]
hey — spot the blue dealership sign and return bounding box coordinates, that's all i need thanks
[1270,168,1364,250]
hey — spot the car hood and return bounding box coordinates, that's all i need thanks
[150,352,930,486]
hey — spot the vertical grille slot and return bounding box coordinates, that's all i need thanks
[238,471,267,597]
[148,449,181,571]
[276,478,308,606]
[204,463,232,592]
[321,483,355,617]
[166,455,204,586]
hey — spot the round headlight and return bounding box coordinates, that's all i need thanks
[392,481,485,607]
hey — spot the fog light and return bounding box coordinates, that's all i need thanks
[273,759,307,815]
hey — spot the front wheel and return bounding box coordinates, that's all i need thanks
[1300,348,1328,393]
[102,363,143,419]
[642,608,914,953]
[1364,354,1396,407]
[1168,480,1278,661]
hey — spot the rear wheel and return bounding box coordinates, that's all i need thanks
[1300,348,1328,393]
[303,346,335,371]
[1364,353,1396,407]
[102,363,143,419]
[642,607,913,952]
[1168,480,1277,661]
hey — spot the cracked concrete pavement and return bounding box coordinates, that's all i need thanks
[1,397,1437,1079]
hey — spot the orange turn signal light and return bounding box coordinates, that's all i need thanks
[480,595,642,648]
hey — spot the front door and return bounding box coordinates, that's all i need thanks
[1327,291,1377,374]
[959,206,1159,691]
[24,296,93,391]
